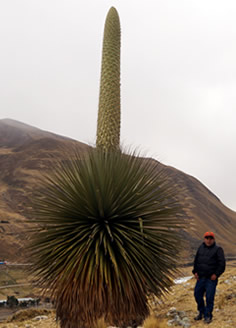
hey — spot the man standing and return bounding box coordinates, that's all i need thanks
[192,231,225,324]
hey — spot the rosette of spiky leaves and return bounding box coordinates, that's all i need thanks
[29,149,185,328]
[96,7,121,151]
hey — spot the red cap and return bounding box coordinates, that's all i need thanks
[204,231,215,238]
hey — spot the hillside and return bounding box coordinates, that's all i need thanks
[0,119,89,260]
[0,118,235,261]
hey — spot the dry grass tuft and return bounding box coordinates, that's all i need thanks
[143,315,166,328]
[217,293,226,309]
[93,317,107,328]
[9,308,53,322]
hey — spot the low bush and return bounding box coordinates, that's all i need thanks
[143,315,166,328]
[10,308,53,322]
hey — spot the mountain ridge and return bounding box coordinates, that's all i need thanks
[0,119,235,261]
[0,119,76,148]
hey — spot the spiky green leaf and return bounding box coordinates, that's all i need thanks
[29,149,186,327]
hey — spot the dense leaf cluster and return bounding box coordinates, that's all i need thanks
[30,149,185,327]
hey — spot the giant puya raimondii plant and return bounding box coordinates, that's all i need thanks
[29,7,186,328]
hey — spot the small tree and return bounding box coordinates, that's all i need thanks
[7,295,18,308]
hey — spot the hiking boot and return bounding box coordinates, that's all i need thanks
[194,313,203,320]
[204,316,212,324]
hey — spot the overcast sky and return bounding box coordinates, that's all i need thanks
[0,0,236,211]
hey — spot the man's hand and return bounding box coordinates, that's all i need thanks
[194,273,199,280]
[210,274,217,280]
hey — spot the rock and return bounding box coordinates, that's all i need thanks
[33,315,48,321]
[167,319,175,326]
[174,314,181,322]
[167,307,177,316]
[170,307,177,312]
[180,317,191,327]
[182,317,190,322]
[166,307,191,327]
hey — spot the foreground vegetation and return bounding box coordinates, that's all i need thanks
[0,262,235,327]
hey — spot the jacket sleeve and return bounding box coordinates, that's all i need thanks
[192,249,199,274]
[215,247,226,277]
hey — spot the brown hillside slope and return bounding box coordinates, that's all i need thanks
[0,119,235,261]
[0,119,89,260]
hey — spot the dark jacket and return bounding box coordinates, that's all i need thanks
[192,242,225,278]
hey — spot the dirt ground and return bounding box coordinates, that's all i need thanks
[0,262,235,328]
[153,261,236,328]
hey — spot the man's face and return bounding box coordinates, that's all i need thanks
[204,236,215,246]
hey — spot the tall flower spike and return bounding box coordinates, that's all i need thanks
[96,7,121,151]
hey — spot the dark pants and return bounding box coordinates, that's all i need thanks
[194,278,218,317]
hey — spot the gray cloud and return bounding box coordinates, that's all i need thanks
[0,0,235,210]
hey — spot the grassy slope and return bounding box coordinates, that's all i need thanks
[0,267,36,300]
